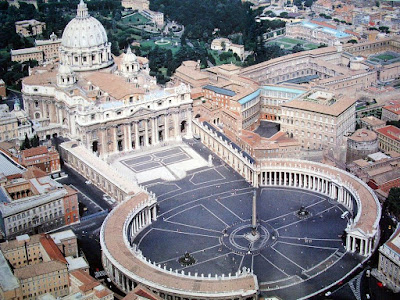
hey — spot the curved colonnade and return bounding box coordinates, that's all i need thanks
[101,155,381,299]
[258,159,381,257]
[101,190,258,300]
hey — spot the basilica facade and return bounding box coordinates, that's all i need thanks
[22,0,193,159]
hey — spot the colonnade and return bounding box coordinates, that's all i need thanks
[346,235,372,257]
[192,120,257,185]
[258,165,379,257]
[129,205,157,238]
[259,169,354,213]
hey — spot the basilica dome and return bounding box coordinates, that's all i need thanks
[61,13,108,49]
[59,0,113,72]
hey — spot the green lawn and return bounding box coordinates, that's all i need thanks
[278,37,308,45]
[121,13,150,25]
[208,50,240,65]
[374,53,397,61]
[266,36,319,51]
[140,39,181,54]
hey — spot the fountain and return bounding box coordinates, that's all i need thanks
[296,205,311,219]
[178,252,196,266]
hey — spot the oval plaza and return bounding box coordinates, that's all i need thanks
[101,157,381,299]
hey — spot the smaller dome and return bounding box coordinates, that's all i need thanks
[58,64,73,75]
[123,47,137,63]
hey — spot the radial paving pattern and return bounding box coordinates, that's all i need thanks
[136,161,360,298]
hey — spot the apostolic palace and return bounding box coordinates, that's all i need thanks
[17,1,389,299]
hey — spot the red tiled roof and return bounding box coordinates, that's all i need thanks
[376,125,400,141]
[22,146,48,158]
[383,101,400,115]
[40,235,67,264]
[310,20,337,29]
[23,166,47,179]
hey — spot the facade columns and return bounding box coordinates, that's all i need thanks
[151,118,156,145]
[164,115,169,141]
[174,113,179,138]
[135,122,140,149]
[127,124,132,151]
[145,121,149,146]
[113,127,118,153]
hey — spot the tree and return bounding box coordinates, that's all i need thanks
[292,43,304,53]
[348,39,358,44]
[31,134,40,147]
[387,188,400,217]
[20,133,31,150]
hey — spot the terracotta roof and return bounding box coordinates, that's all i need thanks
[71,269,100,292]
[385,226,400,254]
[376,125,400,141]
[22,68,57,86]
[310,20,337,29]
[23,166,47,179]
[14,260,66,280]
[83,72,145,100]
[361,116,385,127]
[22,146,48,158]
[0,234,42,252]
[370,169,400,185]
[383,101,400,115]
[348,129,377,142]
[40,235,67,264]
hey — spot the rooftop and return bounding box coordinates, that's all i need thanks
[0,151,25,177]
[14,260,66,280]
[66,256,89,272]
[0,250,19,291]
[49,229,76,244]
[203,85,236,97]
[376,125,400,141]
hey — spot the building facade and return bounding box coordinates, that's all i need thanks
[15,19,46,37]
[22,1,193,160]
[280,90,357,150]
[375,226,400,292]
[0,234,70,299]
[20,146,61,175]
[376,125,400,154]
[0,164,79,239]
[0,104,32,143]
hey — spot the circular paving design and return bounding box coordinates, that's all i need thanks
[134,184,359,298]
[222,221,278,255]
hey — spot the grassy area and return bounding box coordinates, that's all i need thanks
[121,13,150,25]
[140,39,181,54]
[374,53,397,61]
[279,37,308,45]
[266,36,319,51]
[208,50,240,65]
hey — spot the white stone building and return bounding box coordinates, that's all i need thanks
[22,1,193,158]
[280,90,357,150]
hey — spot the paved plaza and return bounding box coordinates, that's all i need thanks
[124,141,362,299]
[111,143,208,184]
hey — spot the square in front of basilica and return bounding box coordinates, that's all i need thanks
[111,143,208,184]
